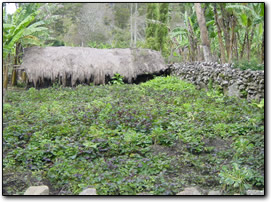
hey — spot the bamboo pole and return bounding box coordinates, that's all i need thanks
[11,69,17,86]
[11,42,19,86]
[3,65,9,89]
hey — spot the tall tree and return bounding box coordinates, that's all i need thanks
[146,3,169,56]
[225,3,264,62]
[261,22,264,63]
[134,3,138,47]
[213,3,226,64]
[157,3,169,56]
[146,3,159,50]
[130,3,133,47]
[130,3,138,48]
[219,4,231,62]
[228,15,236,63]
[194,3,212,62]
[76,3,114,46]
[185,12,198,61]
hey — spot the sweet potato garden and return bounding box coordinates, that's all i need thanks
[3,76,264,195]
[3,2,264,195]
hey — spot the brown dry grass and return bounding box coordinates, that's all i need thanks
[21,47,167,87]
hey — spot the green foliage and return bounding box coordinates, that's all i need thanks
[146,3,159,50]
[250,99,264,109]
[110,73,125,85]
[3,76,264,195]
[232,138,254,159]
[140,76,195,91]
[3,4,50,59]
[146,3,169,57]
[88,41,129,49]
[52,40,65,46]
[113,4,130,29]
[219,163,254,194]
[167,3,264,63]
[232,59,264,70]
[157,3,169,57]
[88,41,112,49]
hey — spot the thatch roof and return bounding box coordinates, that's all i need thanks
[21,46,167,87]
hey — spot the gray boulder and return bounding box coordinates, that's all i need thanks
[246,190,264,195]
[24,186,49,195]
[79,188,97,195]
[137,192,153,195]
[176,187,201,195]
[208,190,222,195]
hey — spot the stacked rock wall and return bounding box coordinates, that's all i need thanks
[171,62,264,101]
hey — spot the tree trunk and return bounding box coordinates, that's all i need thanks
[195,3,212,62]
[240,31,247,60]
[146,3,159,50]
[11,69,17,86]
[4,54,11,89]
[248,24,256,62]
[213,3,226,64]
[219,4,230,62]
[3,64,9,89]
[134,3,137,47]
[11,43,20,86]
[235,32,239,61]
[228,16,236,63]
[186,18,197,61]
[262,23,264,63]
[130,3,133,47]
[246,26,250,61]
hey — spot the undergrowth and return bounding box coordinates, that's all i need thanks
[3,76,264,195]
[232,60,264,71]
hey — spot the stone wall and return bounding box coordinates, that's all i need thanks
[170,62,264,101]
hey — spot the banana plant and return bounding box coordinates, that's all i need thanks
[3,8,48,59]
[169,27,189,54]
[249,3,264,62]
[225,3,264,61]
[3,4,49,87]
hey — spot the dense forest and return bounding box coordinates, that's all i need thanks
[3,2,264,88]
[3,3,264,196]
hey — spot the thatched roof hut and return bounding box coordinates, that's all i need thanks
[21,46,168,87]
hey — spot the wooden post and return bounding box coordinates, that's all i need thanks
[11,42,20,86]
[22,71,27,83]
[3,65,9,89]
[11,69,17,86]
[62,72,66,87]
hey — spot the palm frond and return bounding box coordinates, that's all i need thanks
[12,14,35,37]
[23,27,48,37]
[226,4,257,17]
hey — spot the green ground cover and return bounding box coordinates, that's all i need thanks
[3,76,264,195]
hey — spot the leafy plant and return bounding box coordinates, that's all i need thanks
[3,7,48,59]
[232,59,264,71]
[219,163,253,194]
[232,137,254,157]
[110,73,124,85]
[250,98,264,109]
[3,76,264,195]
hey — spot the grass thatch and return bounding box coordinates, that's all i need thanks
[21,47,168,87]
